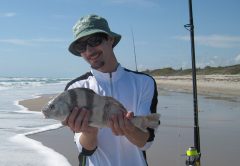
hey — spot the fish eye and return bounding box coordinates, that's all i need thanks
[49,104,55,110]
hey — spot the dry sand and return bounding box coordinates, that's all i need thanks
[154,75,240,97]
[19,75,240,166]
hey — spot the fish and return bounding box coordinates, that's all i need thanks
[41,87,160,132]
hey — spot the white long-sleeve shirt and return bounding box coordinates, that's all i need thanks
[65,64,158,166]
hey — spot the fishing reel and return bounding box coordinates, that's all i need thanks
[185,147,201,166]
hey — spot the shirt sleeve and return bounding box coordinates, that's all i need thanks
[138,76,158,114]
[138,76,158,150]
[74,132,97,156]
[74,132,82,152]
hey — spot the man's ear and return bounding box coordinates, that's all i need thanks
[108,36,115,47]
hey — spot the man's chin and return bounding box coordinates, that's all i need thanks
[91,61,105,70]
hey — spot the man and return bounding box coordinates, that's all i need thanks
[64,14,158,166]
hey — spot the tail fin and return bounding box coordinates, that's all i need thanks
[131,113,160,132]
[144,113,161,129]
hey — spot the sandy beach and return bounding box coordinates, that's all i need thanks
[155,75,240,97]
[19,75,240,166]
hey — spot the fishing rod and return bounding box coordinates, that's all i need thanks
[131,28,138,72]
[184,0,201,165]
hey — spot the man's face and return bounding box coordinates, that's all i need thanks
[76,33,114,71]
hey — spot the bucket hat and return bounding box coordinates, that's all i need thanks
[69,14,121,56]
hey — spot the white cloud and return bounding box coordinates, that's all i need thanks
[196,60,217,68]
[0,39,29,45]
[0,12,16,17]
[235,54,240,63]
[0,38,65,46]
[195,53,240,68]
[175,35,240,48]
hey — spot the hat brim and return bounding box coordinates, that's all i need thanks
[68,29,121,56]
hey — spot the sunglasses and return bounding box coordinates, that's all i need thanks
[75,35,105,54]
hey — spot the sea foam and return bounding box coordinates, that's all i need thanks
[10,124,71,166]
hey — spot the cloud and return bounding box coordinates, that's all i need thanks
[0,38,65,46]
[196,60,218,68]
[235,54,240,63]
[175,35,240,48]
[180,54,240,69]
[0,12,16,17]
[195,54,240,68]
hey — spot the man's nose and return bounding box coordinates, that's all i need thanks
[85,45,95,55]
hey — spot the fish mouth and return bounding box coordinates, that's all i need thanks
[41,108,50,118]
[42,113,50,119]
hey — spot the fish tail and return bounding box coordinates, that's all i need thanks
[131,113,160,132]
[145,113,161,128]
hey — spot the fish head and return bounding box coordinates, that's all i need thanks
[41,92,72,122]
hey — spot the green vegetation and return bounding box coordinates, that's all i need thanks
[143,64,240,76]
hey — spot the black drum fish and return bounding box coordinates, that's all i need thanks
[42,88,160,132]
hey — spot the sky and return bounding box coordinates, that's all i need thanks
[0,0,240,77]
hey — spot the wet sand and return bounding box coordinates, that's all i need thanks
[19,94,55,112]
[27,127,79,166]
[20,75,240,166]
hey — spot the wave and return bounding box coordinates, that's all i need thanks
[0,77,71,91]
[10,124,71,166]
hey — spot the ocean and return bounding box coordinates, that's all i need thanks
[0,77,240,166]
[0,77,72,166]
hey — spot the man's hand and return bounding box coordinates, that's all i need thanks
[63,107,98,133]
[107,111,149,148]
[63,107,98,150]
[107,111,135,136]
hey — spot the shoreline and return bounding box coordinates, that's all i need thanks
[18,94,56,112]
[27,127,79,166]
[17,94,79,165]
[18,75,240,165]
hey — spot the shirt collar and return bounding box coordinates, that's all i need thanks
[91,64,124,82]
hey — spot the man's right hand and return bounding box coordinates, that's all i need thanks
[64,107,98,150]
[63,107,98,134]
